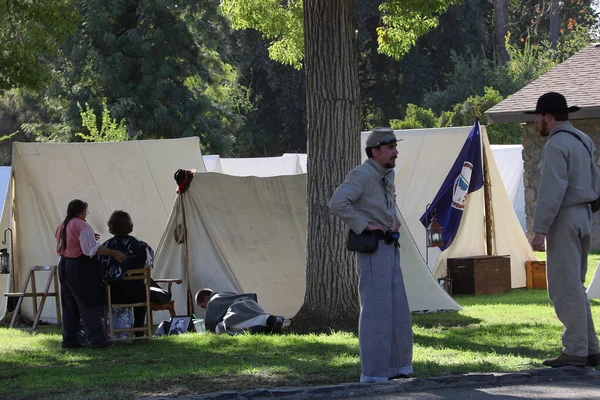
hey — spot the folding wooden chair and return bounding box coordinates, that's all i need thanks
[4,265,61,331]
[150,278,183,317]
[104,267,152,341]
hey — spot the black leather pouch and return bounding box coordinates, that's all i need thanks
[347,230,378,253]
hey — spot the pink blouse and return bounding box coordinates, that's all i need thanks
[55,217,101,258]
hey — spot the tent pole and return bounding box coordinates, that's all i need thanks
[482,131,495,256]
[180,195,193,315]
[472,107,495,256]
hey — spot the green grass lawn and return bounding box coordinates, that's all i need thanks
[2,252,599,400]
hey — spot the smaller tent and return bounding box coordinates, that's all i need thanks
[220,156,303,177]
[283,153,307,173]
[153,172,460,322]
[202,155,223,173]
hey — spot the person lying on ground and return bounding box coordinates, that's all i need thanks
[195,288,284,335]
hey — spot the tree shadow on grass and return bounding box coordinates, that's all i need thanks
[452,288,552,306]
[412,311,482,329]
[413,321,559,359]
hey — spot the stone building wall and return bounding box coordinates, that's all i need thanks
[522,118,600,248]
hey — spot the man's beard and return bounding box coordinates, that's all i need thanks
[539,119,549,137]
[384,158,396,169]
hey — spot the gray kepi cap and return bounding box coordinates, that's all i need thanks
[366,127,402,148]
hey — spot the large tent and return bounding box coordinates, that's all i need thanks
[153,172,460,321]
[359,126,535,288]
[0,138,206,322]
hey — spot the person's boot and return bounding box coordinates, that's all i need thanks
[266,315,284,334]
[587,353,600,367]
[542,352,586,367]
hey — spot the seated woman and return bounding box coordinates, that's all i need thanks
[97,210,154,337]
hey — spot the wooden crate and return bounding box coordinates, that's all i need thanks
[447,255,511,295]
[525,261,547,289]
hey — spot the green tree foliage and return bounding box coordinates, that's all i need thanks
[221,0,462,67]
[76,99,128,142]
[377,0,464,59]
[0,0,79,90]
[221,0,304,69]
[441,87,521,144]
[389,104,437,129]
[23,0,245,154]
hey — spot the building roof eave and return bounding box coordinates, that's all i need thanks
[485,106,600,125]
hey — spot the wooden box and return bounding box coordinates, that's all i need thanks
[447,255,511,295]
[525,261,547,289]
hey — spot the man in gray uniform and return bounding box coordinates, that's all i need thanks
[195,288,284,335]
[527,92,600,368]
[329,127,412,383]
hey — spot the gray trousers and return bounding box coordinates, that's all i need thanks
[546,204,599,357]
[356,241,413,383]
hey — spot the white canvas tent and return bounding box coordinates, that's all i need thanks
[0,138,206,323]
[153,172,460,321]
[490,145,526,232]
[202,155,223,173]
[220,155,303,177]
[0,166,10,212]
[360,126,536,288]
[283,153,308,173]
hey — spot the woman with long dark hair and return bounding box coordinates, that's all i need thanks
[55,199,126,349]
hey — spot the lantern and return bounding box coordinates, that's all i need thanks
[426,214,444,248]
[0,248,9,274]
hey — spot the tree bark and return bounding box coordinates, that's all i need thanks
[494,0,509,63]
[291,0,361,333]
[549,0,560,49]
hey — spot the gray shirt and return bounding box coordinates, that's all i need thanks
[329,158,398,234]
[533,121,600,233]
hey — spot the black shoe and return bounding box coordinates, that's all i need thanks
[270,316,284,334]
[588,353,600,367]
[390,374,411,380]
[89,340,112,348]
[61,342,83,350]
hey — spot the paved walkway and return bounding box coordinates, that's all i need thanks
[139,367,600,400]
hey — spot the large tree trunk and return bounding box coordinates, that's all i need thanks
[494,0,509,63]
[549,0,560,48]
[291,0,361,333]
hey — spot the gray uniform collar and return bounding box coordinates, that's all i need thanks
[548,120,575,139]
[366,158,394,177]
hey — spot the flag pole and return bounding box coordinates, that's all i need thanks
[472,107,495,255]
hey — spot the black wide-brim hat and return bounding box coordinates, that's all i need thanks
[524,92,580,115]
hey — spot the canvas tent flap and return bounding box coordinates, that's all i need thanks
[1,138,206,322]
[154,172,460,321]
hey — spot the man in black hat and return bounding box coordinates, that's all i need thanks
[329,127,412,383]
[526,92,600,368]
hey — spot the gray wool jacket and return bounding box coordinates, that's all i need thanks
[533,121,600,234]
[329,158,398,234]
